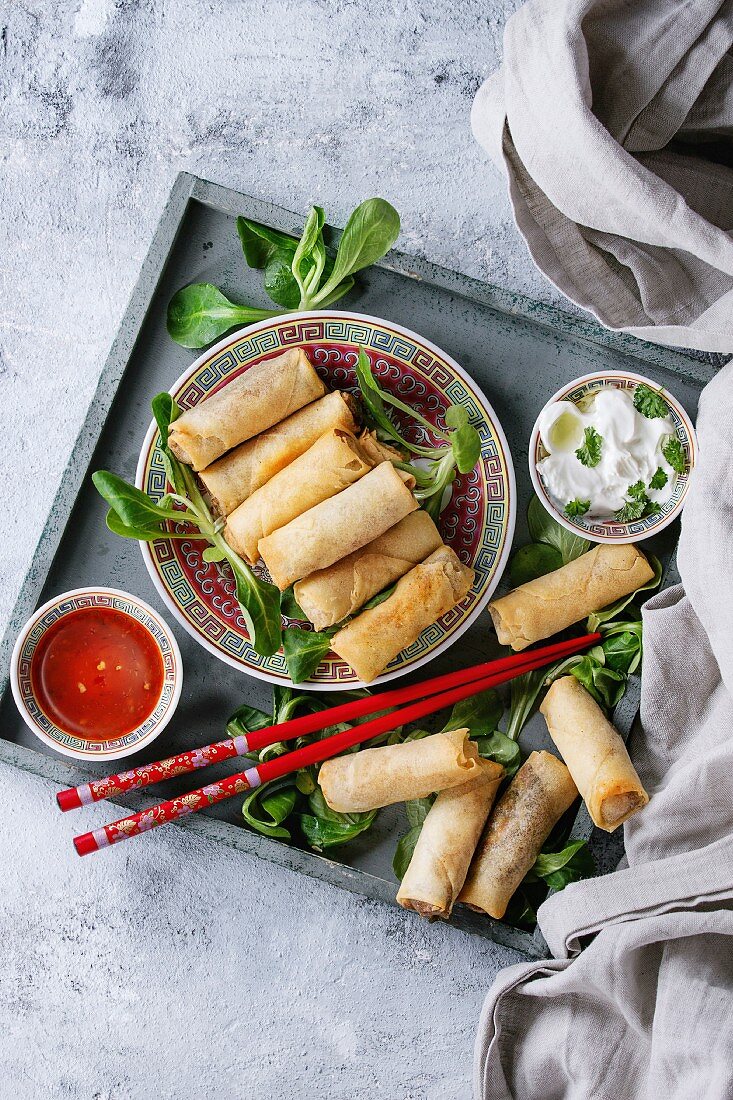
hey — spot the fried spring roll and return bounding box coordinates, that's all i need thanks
[458,751,578,919]
[488,544,654,651]
[169,349,325,471]
[330,546,474,683]
[396,760,505,919]
[319,728,482,813]
[356,429,405,465]
[541,676,649,832]
[258,462,418,591]
[199,391,359,516]
[294,511,444,631]
[224,430,375,564]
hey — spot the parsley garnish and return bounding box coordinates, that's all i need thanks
[649,468,668,490]
[565,498,590,518]
[575,426,603,468]
[662,436,686,474]
[633,383,669,419]
[615,480,664,523]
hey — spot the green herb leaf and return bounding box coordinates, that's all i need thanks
[443,688,503,738]
[313,198,400,304]
[614,494,647,523]
[474,730,522,777]
[633,383,669,420]
[601,628,642,675]
[242,779,298,840]
[166,284,276,349]
[649,467,668,490]
[392,825,422,880]
[509,542,563,585]
[104,508,170,542]
[226,553,283,658]
[405,796,435,830]
[445,404,481,475]
[564,498,590,519]
[299,788,376,850]
[93,470,184,531]
[527,496,591,564]
[530,839,595,890]
[237,217,298,268]
[264,247,303,308]
[662,435,686,474]
[281,586,306,620]
[569,654,626,710]
[575,426,603,468]
[282,627,332,683]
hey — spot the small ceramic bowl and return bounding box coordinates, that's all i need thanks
[529,370,697,544]
[11,587,183,761]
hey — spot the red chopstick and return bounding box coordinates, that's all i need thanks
[58,633,599,812]
[72,634,599,856]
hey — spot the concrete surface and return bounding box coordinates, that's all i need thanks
[0,1,565,1096]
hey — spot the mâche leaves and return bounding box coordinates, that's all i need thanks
[527,495,591,564]
[283,627,333,684]
[528,839,595,890]
[633,383,669,420]
[166,284,276,348]
[298,788,377,850]
[393,826,422,880]
[474,730,522,776]
[509,542,563,585]
[662,435,686,474]
[575,426,603,468]
[168,200,400,348]
[96,394,283,658]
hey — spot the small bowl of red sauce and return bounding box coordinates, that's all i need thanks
[11,588,183,761]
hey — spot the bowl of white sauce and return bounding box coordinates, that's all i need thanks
[529,370,697,544]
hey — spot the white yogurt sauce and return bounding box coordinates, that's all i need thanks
[537,386,677,517]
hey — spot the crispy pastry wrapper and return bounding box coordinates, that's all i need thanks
[319,728,483,813]
[488,543,655,651]
[198,391,359,516]
[396,759,505,920]
[224,429,374,564]
[258,462,418,591]
[294,511,443,631]
[458,751,578,919]
[541,676,649,832]
[168,348,325,471]
[356,429,406,465]
[330,545,474,683]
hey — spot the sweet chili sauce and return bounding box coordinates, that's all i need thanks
[30,607,165,741]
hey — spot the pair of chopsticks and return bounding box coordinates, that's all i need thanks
[62,633,599,855]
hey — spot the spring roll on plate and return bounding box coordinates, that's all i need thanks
[488,543,654,651]
[319,727,482,813]
[258,462,418,591]
[224,429,376,564]
[168,349,325,471]
[458,751,577,920]
[330,545,474,683]
[541,676,649,831]
[199,391,359,516]
[294,511,443,631]
[397,759,504,919]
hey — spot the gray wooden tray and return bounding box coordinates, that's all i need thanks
[0,173,714,958]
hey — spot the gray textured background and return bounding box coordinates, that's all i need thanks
[0,1,573,1096]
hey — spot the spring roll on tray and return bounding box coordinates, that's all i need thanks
[319,728,482,813]
[397,759,505,919]
[258,462,418,591]
[199,390,359,516]
[541,676,649,831]
[489,543,654,651]
[330,545,474,683]
[224,429,375,564]
[294,511,443,631]
[458,751,578,920]
[168,348,325,471]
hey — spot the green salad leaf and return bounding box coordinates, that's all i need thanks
[168,199,399,348]
[282,627,333,684]
[509,542,563,585]
[527,495,591,564]
[587,553,661,629]
[527,839,595,890]
[298,788,377,850]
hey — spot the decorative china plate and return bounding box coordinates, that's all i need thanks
[136,311,515,688]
